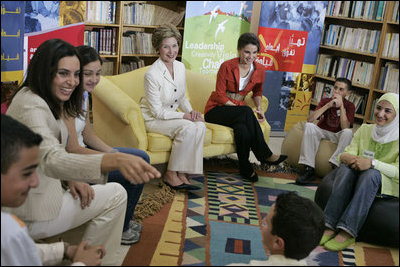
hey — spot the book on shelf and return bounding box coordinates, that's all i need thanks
[322,24,380,54]
[100,60,114,76]
[122,2,185,26]
[120,57,145,73]
[122,31,155,55]
[392,1,399,22]
[382,33,399,59]
[378,62,399,93]
[327,1,386,21]
[86,1,116,24]
[84,29,115,55]
[316,54,374,86]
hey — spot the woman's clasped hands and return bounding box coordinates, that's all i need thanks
[183,110,204,122]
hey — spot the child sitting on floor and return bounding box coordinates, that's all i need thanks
[228,192,325,266]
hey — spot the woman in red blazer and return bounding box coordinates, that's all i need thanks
[204,33,287,182]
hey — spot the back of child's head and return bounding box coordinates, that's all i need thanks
[271,192,325,260]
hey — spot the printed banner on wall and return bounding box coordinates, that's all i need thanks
[258,1,327,132]
[24,22,85,73]
[1,1,25,83]
[257,27,308,73]
[181,1,253,75]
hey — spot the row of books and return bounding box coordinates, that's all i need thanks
[122,3,185,26]
[381,33,399,59]
[84,28,117,55]
[313,81,366,114]
[391,2,399,22]
[377,62,399,93]
[100,60,114,76]
[316,54,374,86]
[85,1,117,24]
[120,58,146,74]
[121,31,156,55]
[327,1,386,21]
[322,25,381,54]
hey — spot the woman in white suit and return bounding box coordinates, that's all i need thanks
[140,24,206,190]
[6,39,160,265]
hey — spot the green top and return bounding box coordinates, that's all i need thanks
[340,124,399,197]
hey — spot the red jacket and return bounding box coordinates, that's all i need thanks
[204,57,266,114]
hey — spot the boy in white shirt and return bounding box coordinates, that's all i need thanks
[1,114,104,266]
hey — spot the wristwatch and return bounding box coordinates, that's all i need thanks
[371,159,376,169]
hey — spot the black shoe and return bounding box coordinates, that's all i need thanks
[295,166,315,185]
[242,172,259,182]
[265,155,288,165]
[164,181,201,191]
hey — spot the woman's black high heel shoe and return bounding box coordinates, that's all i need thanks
[265,155,288,165]
[241,172,258,182]
[163,180,200,191]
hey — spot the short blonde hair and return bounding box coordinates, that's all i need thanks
[152,24,182,52]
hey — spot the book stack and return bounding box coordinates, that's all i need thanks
[316,54,374,86]
[377,62,399,93]
[327,1,386,21]
[100,60,114,76]
[86,1,117,24]
[121,58,145,73]
[121,31,155,55]
[84,28,117,55]
[322,25,381,54]
[123,3,185,27]
[381,33,399,59]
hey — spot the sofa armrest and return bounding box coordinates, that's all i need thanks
[92,76,148,150]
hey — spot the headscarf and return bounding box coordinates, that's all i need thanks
[372,93,399,144]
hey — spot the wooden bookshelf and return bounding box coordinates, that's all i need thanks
[313,1,399,124]
[84,1,186,75]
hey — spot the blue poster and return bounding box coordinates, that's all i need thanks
[24,1,59,34]
[258,1,328,132]
[1,1,25,82]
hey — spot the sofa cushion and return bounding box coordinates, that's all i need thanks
[206,122,234,144]
[147,132,172,152]
[204,128,212,146]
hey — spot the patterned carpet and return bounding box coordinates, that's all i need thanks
[123,170,399,266]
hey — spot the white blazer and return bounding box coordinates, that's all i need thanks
[5,87,107,221]
[140,58,192,121]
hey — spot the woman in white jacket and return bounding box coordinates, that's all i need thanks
[140,24,206,190]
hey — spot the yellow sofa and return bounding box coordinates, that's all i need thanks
[92,66,271,165]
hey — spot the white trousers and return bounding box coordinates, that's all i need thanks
[27,183,127,266]
[298,122,353,168]
[145,119,206,174]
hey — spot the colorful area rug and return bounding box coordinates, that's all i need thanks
[123,171,399,266]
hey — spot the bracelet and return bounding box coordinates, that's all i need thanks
[110,149,118,153]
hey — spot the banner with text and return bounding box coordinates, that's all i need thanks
[257,1,327,132]
[24,22,85,73]
[181,1,253,75]
[1,1,25,83]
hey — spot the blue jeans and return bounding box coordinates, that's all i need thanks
[108,147,150,232]
[323,163,381,237]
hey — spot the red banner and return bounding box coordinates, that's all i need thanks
[24,23,85,69]
[256,27,308,72]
